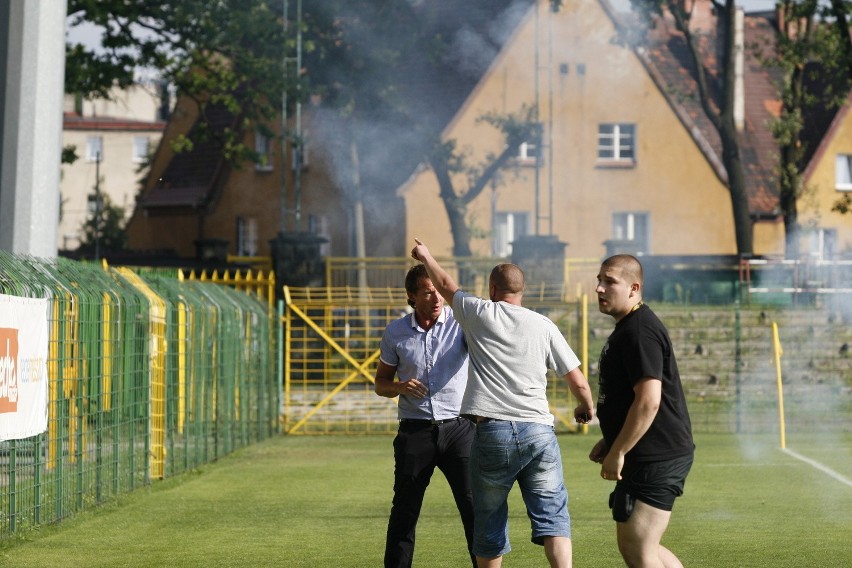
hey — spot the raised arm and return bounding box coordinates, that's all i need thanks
[410,239,459,305]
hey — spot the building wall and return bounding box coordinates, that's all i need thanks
[60,86,164,250]
[126,100,355,259]
[400,0,782,265]
[803,106,852,259]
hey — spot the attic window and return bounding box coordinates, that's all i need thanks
[518,141,540,164]
[836,154,852,191]
[597,123,635,167]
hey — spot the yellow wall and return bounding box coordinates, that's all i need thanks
[401,0,777,261]
[802,107,852,257]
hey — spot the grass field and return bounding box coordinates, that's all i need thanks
[1,430,850,567]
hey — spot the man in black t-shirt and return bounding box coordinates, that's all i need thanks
[589,255,694,568]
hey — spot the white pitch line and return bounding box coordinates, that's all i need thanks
[782,448,852,488]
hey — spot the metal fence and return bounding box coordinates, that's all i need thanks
[281,280,852,438]
[0,253,278,539]
[281,285,590,435]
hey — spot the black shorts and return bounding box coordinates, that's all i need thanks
[612,453,693,515]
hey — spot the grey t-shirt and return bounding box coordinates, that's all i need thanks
[452,290,581,425]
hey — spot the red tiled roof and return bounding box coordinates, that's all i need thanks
[138,102,236,209]
[63,112,166,131]
[614,1,783,216]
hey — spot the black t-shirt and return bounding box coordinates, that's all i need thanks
[596,304,694,462]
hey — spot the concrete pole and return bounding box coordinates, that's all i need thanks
[0,1,67,257]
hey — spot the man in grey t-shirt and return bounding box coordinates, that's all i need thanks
[411,239,595,568]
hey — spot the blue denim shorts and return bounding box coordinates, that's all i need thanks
[470,420,570,558]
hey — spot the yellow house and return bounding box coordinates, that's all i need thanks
[801,95,852,258]
[398,0,786,289]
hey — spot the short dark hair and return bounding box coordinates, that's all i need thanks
[601,254,644,284]
[489,263,525,294]
[405,264,429,308]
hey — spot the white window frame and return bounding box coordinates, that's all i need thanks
[612,211,650,254]
[518,141,539,162]
[255,132,273,171]
[493,211,530,257]
[132,136,149,163]
[835,154,852,191]
[236,216,259,256]
[804,228,837,260]
[597,123,636,164]
[86,136,104,162]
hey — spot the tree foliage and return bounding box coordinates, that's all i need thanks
[629,0,754,255]
[766,1,852,258]
[66,0,295,165]
[78,193,127,253]
[428,105,542,257]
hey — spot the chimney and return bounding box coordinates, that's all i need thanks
[734,7,745,132]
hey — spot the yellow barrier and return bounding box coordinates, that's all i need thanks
[282,285,587,435]
[772,321,786,449]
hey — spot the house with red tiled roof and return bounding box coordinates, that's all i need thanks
[399,0,797,296]
[60,85,166,251]
[124,1,533,269]
[122,0,850,287]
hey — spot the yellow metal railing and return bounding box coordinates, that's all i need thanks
[281,285,589,435]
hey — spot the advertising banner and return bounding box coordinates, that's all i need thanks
[0,293,49,442]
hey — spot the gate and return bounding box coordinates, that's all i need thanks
[281,286,590,435]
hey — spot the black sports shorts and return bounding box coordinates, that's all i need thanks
[612,453,693,515]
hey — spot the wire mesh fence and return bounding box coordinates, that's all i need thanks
[0,253,278,539]
[281,283,852,438]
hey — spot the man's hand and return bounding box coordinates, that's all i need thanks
[589,438,608,464]
[411,238,429,263]
[399,378,428,398]
[574,404,594,424]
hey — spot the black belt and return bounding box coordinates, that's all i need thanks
[399,417,461,425]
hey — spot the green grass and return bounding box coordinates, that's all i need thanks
[1,431,850,567]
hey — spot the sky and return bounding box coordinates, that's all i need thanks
[65,0,782,51]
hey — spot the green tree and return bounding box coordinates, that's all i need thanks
[630,0,754,255]
[79,193,127,253]
[66,0,294,165]
[429,106,542,257]
[302,0,537,258]
[764,1,852,258]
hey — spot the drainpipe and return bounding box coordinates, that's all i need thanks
[734,7,745,132]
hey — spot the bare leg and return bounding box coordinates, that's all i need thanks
[476,555,502,568]
[543,536,572,568]
[659,545,683,568]
[616,500,679,568]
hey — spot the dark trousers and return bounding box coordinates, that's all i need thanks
[384,418,476,568]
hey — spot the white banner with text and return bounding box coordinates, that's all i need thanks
[0,294,49,442]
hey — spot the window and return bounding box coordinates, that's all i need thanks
[86,136,103,162]
[612,212,649,254]
[236,217,258,256]
[597,123,635,165]
[291,144,309,171]
[835,154,852,190]
[255,132,273,171]
[132,136,149,163]
[493,211,530,257]
[518,142,540,162]
[805,228,837,260]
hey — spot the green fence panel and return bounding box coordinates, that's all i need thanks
[0,253,278,540]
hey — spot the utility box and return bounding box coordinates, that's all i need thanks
[511,235,567,298]
[269,231,328,290]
